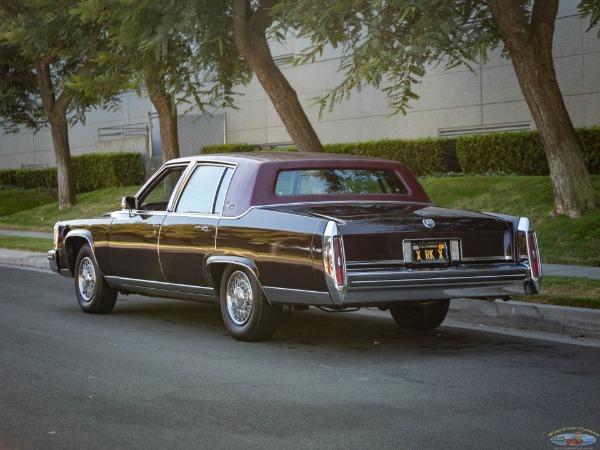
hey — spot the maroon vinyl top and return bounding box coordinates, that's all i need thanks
[171,152,432,217]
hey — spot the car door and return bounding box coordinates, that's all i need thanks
[107,164,187,282]
[159,163,234,292]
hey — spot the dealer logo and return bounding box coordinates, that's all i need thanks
[548,427,598,447]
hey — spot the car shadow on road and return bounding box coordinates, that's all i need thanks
[103,294,587,366]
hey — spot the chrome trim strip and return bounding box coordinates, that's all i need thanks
[347,260,406,267]
[262,287,332,306]
[105,276,215,298]
[461,256,513,262]
[348,273,524,287]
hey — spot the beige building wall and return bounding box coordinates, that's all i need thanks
[0,92,151,170]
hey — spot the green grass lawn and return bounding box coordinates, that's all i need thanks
[514,276,600,309]
[0,185,140,231]
[0,235,53,253]
[0,189,56,216]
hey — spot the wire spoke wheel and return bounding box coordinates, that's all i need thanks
[74,244,117,314]
[226,270,253,325]
[220,266,282,341]
[78,256,96,303]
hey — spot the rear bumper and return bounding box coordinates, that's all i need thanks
[333,263,538,305]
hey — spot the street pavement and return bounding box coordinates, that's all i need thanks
[1,229,599,341]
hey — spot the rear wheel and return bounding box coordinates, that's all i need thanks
[220,266,281,342]
[389,300,450,330]
[74,244,117,314]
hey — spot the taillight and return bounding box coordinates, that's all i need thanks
[527,230,541,279]
[517,218,542,292]
[323,221,347,292]
[333,236,346,286]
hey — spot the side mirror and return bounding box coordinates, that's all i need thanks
[121,196,138,210]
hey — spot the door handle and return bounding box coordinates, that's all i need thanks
[194,225,211,232]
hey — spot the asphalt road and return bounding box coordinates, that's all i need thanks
[1,266,599,450]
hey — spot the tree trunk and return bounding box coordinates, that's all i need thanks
[232,0,324,152]
[34,59,76,210]
[489,0,598,217]
[147,74,180,163]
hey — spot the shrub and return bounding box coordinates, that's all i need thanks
[456,128,600,175]
[202,139,458,176]
[324,138,458,176]
[0,152,144,193]
[201,143,257,154]
[73,153,145,192]
[196,128,600,176]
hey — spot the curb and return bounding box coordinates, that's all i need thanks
[1,249,598,340]
[0,249,49,271]
[447,298,600,339]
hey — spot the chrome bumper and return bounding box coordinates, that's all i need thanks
[47,249,71,277]
[47,250,59,274]
[331,263,538,305]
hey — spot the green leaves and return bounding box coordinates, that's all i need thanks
[277,0,502,115]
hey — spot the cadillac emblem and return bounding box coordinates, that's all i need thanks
[423,218,436,229]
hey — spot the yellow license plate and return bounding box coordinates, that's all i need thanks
[411,241,449,265]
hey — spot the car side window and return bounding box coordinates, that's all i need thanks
[175,165,232,214]
[140,167,185,211]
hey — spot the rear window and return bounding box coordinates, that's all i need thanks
[275,169,408,196]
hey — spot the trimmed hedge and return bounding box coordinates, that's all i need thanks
[457,128,600,175]
[323,138,459,176]
[0,152,144,193]
[204,128,600,176]
[201,143,257,154]
[201,138,459,176]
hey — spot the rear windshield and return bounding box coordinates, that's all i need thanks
[275,169,408,196]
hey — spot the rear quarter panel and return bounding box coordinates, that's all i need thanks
[216,208,326,293]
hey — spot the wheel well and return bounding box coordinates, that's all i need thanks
[65,237,90,274]
[208,263,228,297]
[208,261,260,298]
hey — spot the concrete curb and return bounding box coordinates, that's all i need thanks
[1,249,598,340]
[448,298,600,339]
[0,249,49,271]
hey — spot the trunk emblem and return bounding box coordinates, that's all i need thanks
[423,218,436,229]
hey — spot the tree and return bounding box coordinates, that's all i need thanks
[278,0,599,217]
[0,41,41,132]
[0,0,109,209]
[232,0,324,152]
[77,0,251,162]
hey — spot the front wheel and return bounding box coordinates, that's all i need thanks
[389,300,450,330]
[220,266,281,342]
[74,244,118,314]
